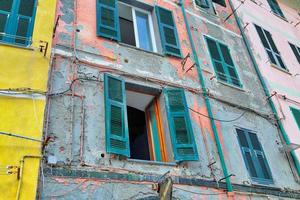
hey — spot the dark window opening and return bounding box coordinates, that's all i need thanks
[127,106,150,160]
[119,17,136,46]
[212,0,226,7]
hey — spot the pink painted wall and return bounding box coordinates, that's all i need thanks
[232,0,300,158]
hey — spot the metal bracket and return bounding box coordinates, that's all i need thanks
[184,63,196,74]
[181,53,190,71]
[39,40,49,57]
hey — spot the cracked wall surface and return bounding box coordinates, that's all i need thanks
[40,0,300,199]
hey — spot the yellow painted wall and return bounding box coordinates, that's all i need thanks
[0,0,57,199]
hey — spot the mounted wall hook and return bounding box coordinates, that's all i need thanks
[181,53,190,71]
[39,40,49,57]
[184,63,196,74]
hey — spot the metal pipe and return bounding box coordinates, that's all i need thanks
[16,155,42,200]
[179,0,233,192]
[227,0,300,177]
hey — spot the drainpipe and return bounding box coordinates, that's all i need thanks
[179,0,233,192]
[227,0,300,177]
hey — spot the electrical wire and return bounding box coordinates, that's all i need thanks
[189,107,246,122]
[173,185,226,195]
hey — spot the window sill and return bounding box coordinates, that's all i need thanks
[217,80,245,92]
[251,178,274,186]
[118,42,164,58]
[0,41,34,51]
[127,158,177,167]
[271,11,288,22]
[270,63,292,75]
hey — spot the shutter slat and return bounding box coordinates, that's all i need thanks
[105,74,130,157]
[97,0,120,41]
[165,89,198,161]
[155,6,181,57]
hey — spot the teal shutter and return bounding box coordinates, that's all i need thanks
[206,37,242,87]
[164,89,198,161]
[96,0,120,41]
[236,129,273,183]
[290,107,300,130]
[155,6,182,58]
[212,0,226,7]
[255,25,286,70]
[104,74,130,157]
[289,43,300,64]
[195,0,210,8]
[267,0,285,18]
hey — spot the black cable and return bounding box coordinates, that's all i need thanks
[189,107,246,122]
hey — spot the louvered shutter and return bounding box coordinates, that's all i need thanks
[164,89,198,161]
[255,25,286,69]
[206,37,241,87]
[219,43,241,87]
[104,74,130,157]
[96,0,120,41]
[289,43,300,64]
[195,0,210,8]
[206,38,227,82]
[290,107,300,130]
[155,6,181,58]
[237,129,273,182]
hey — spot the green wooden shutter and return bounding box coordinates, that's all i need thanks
[155,6,182,58]
[212,0,226,7]
[289,43,300,64]
[236,128,273,183]
[290,107,300,130]
[255,25,286,70]
[267,0,285,18]
[164,89,198,161]
[104,74,129,157]
[206,37,242,87]
[195,0,210,8]
[96,0,120,41]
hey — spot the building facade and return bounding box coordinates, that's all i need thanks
[40,0,300,199]
[231,0,300,182]
[0,0,57,199]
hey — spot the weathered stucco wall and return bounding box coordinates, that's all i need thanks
[41,0,300,199]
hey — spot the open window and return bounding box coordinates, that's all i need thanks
[118,2,157,52]
[104,74,199,162]
[96,0,182,57]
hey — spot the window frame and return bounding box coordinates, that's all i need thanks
[0,0,37,47]
[118,1,157,53]
[204,35,243,88]
[235,128,273,185]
